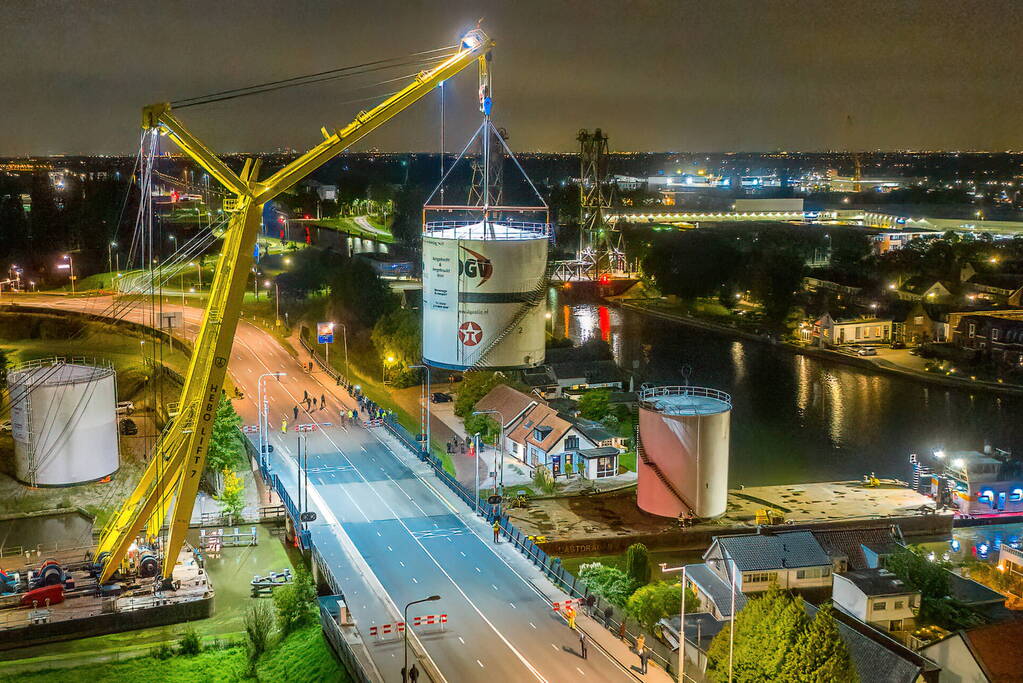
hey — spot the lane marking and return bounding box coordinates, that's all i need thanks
[477,660,484,669]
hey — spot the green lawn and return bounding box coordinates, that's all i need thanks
[2,624,346,683]
[311,216,394,243]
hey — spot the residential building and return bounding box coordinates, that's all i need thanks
[919,621,1023,683]
[810,524,905,572]
[871,229,940,254]
[954,314,1023,369]
[803,313,893,346]
[475,385,622,479]
[832,568,921,635]
[898,277,956,304]
[897,303,947,345]
[685,530,833,619]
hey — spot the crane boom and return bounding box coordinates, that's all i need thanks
[97,29,494,584]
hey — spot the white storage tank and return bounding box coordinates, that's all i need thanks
[8,358,120,487]
[422,219,549,370]
[637,386,731,519]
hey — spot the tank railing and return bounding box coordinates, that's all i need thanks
[639,385,732,407]
[10,356,115,373]
[423,220,551,240]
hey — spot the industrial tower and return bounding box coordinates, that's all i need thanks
[577,128,624,272]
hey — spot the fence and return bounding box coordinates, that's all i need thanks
[319,604,373,683]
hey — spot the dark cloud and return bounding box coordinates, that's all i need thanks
[3,0,1022,155]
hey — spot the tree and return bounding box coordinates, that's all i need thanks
[206,394,244,481]
[371,308,421,369]
[626,580,699,630]
[244,599,275,659]
[782,604,857,683]
[578,389,611,421]
[624,543,650,586]
[216,469,246,523]
[579,562,641,608]
[707,588,809,682]
[0,348,10,392]
[463,413,500,445]
[274,567,316,635]
[886,545,982,630]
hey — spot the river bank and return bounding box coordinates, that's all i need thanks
[614,298,1023,397]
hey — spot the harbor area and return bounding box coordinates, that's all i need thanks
[508,480,953,557]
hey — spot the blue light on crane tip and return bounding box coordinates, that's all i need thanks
[462,32,480,49]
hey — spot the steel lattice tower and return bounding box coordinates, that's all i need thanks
[577,128,623,271]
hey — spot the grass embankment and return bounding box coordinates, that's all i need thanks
[2,623,346,683]
[311,216,394,243]
[558,547,706,582]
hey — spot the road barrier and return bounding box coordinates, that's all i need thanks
[242,424,259,433]
[552,599,582,612]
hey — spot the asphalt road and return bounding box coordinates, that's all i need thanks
[12,294,635,683]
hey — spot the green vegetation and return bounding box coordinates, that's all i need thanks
[312,216,395,243]
[207,395,245,477]
[3,623,346,683]
[887,545,983,630]
[577,389,610,421]
[216,470,246,523]
[273,568,317,636]
[579,562,641,608]
[706,588,856,683]
[453,372,526,419]
[625,543,651,586]
[463,413,499,445]
[626,581,699,630]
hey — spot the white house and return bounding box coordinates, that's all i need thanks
[804,313,893,346]
[832,568,920,634]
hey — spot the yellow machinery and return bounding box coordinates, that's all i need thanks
[755,508,785,525]
[96,29,495,585]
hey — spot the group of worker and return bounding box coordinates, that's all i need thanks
[560,595,650,674]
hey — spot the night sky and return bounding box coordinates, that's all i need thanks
[4,0,1023,155]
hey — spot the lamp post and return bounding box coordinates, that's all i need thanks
[410,364,431,458]
[258,372,286,469]
[337,322,349,380]
[191,261,202,289]
[383,354,395,383]
[472,408,506,501]
[58,254,75,295]
[472,432,481,513]
[660,563,688,682]
[404,595,441,683]
[108,241,117,274]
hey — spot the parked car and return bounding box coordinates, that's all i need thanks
[890,340,906,349]
[856,347,877,356]
[119,418,138,436]
[116,401,135,415]
[430,392,453,403]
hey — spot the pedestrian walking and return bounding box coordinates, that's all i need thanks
[578,630,588,659]
[492,519,501,543]
[304,390,308,401]
[617,619,626,641]
[636,633,645,654]
[321,393,325,407]
[565,604,577,630]
[293,405,299,420]
[603,606,613,629]
[281,418,288,433]
[639,647,649,675]
[408,664,419,682]
[312,397,317,408]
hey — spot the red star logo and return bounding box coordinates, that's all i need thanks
[458,321,483,346]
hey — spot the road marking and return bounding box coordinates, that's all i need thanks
[576,667,585,676]
[476,660,484,669]
[475,567,481,573]
[387,546,393,552]
[460,551,466,557]
[551,644,558,651]
[412,577,418,584]
[492,584,499,591]
[458,636,465,644]
[530,622,536,629]
[399,561,405,567]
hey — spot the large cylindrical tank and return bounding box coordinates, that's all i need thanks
[8,359,120,487]
[637,386,731,519]
[422,219,548,370]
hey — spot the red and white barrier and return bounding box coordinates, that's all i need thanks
[411,613,447,628]
[363,418,384,428]
[368,615,446,640]
[552,599,582,612]
[242,425,259,433]
[293,423,318,432]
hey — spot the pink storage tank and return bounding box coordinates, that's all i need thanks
[637,386,731,519]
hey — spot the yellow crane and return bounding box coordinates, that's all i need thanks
[96,29,495,585]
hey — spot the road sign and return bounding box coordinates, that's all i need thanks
[316,322,334,344]
[300,512,317,522]
[160,311,184,330]
[487,495,502,505]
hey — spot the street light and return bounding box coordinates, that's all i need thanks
[337,322,349,381]
[57,254,75,295]
[258,372,286,469]
[383,354,396,383]
[108,241,118,274]
[472,408,506,503]
[660,563,689,681]
[410,364,431,459]
[404,595,441,683]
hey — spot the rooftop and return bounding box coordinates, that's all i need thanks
[713,530,831,572]
[957,621,1023,680]
[811,524,903,570]
[475,384,541,427]
[685,563,748,618]
[577,446,621,459]
[837,568,916,597]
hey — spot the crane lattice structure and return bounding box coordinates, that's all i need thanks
[577,128,624,274]
[95,29,495,586]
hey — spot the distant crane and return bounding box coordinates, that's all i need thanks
[846,114,862,193]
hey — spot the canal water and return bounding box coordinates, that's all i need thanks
[552,290,1023,488]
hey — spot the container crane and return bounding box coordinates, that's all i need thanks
[96,29,495,585]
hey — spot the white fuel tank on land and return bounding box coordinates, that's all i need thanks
[422,219,549,370]
[8,358,120,487]
[637,386,731,519]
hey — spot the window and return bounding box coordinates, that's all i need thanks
[874,601,887,611]
[856,327,863,339]
[796,566,830,580]
[1010,489,1023,502]
[596,456,616,478]
[745,572,778,584]
[992,329,1000,341]
[894,600,904,610]
[980,489,995,506]
[969,323,976,338]
[565,435,580,450]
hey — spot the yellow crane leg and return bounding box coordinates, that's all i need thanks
[161,198,263,580]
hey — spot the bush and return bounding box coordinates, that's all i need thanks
[274,568,316,635]
[626,581,699,630]
[579,562,641,608]
[532,465,556,494]
[150,643,174,660]
[177,626,202,656]
[245,600,275,658]
[625,543,650,585]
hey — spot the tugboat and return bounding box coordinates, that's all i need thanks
[911,445,1023,525]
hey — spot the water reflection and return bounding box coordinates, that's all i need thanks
[552,288,1023,486]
